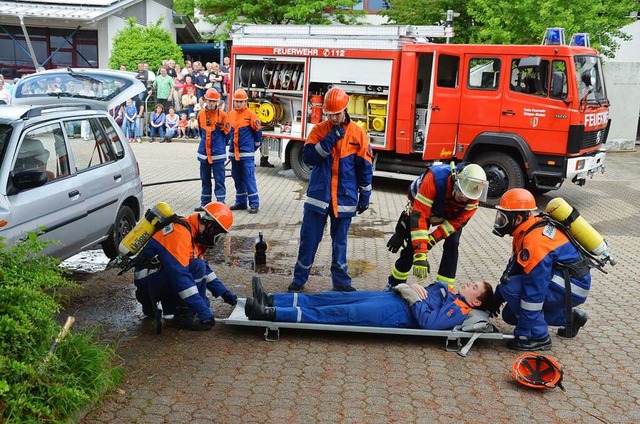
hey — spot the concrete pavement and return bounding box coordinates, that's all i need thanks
[80,142,640,423]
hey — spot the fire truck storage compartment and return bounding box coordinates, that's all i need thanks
[235,55,306,135]
[309,58,393,148]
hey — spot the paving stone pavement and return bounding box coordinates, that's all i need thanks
[80,142,640,423]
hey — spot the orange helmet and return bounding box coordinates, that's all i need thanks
[496,188,537,211]
[202,202,233,232]
[513,354,564,391]
[323,87,350,114]
[233,89,248,101]
[204,88,220,101]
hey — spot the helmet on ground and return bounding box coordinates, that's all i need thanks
[204,88,220,101]
[512,354,564,390]
[233,89,248,101]
[323,87,350,114]
[455,164,488,200]
[496,188,537,211]
[197,202,233,247]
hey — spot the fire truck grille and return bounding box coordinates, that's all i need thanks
[582,129,605,149]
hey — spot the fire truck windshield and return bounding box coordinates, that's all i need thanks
[574,55,607,106]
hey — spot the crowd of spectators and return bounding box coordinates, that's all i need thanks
[112,57,232,143]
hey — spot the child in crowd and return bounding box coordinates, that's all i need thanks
[187,112,199,138]
[177,113,188,138]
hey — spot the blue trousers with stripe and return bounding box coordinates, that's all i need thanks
[231,158,259,208]
[199,160,226,205]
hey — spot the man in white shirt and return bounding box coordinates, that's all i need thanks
[0,75,12,104]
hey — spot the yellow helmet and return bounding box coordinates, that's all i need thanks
[455,164,488,200]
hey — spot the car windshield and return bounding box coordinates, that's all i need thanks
[14,71,134,102]
[574,55,607,105]
[0,124,12,168]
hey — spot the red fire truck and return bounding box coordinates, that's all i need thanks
[229,24,609,204]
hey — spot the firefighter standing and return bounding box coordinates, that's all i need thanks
[491,188,591,351]
[227,88,262,214]
[133,202,237,331]
[386,163,488,290]
[288,87,373,293]
[196,89,230,210]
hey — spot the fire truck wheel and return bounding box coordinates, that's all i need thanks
[475,152,524,206]
[290,141,312,181]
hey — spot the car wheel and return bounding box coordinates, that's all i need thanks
[290,141,311,181]
[102,205,136,259]
[475,152,525,207]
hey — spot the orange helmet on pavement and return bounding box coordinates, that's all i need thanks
[512,354,564,391]
[204,88,221,101]
[496,188,537,211]
[323,87,350,114]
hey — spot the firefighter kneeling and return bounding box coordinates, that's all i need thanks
[133,202,237,331]
[491,188,591,351]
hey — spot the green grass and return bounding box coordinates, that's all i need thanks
[0,235,123,422]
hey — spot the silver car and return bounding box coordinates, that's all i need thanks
[0,68,144,260]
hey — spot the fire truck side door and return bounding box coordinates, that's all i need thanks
[423,52,461,160]
[500,56,572,156]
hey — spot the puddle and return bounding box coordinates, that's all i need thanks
[349,219,394,238]
[60,249,110,273]
[206,235,296,275]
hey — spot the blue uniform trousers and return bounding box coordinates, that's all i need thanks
[293,208,352,289]
[199,160,226,205]
[272,291,415,327]
[231,159,259,208]
[497,276,587,339]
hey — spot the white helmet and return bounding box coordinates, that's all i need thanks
[455,164,488,200]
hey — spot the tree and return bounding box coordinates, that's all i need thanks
[382,0,637,57]
[195,0,365,41]
[174,0,197,20]
[108,17,184,71]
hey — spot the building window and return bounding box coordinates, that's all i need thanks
[0,25,98,76]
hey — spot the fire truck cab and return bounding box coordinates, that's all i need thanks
[230,24,609,205]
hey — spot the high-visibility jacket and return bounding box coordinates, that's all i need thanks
[226,108,262,161]
[409,164,479,254]
[302,117,373,218]
[505,215,591,338]
[197,108,229,163]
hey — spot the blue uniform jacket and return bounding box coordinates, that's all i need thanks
[271,282,472,330]
[227,108,262,161]
[503,216,591,338]
[302,117,373,218]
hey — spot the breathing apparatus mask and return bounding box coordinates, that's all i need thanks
[493,210,527,237]
[195,216,227,247]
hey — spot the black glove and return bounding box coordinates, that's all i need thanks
[386,233,405,253]
[221,290,237,306]
[488,299,503,319]
[356,204,369,215]
[215,122,223,130]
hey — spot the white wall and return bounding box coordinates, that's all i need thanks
[604,20,640,149]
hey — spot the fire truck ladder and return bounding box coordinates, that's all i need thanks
[231,24,447,49]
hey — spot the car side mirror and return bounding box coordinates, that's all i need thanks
[7,169,49,195]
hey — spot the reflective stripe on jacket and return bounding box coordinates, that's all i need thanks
[302,118,373,218]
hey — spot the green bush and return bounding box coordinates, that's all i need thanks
[109,17,184,72]
[0,235,123,422]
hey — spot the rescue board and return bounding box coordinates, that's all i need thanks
[221,299,515,357]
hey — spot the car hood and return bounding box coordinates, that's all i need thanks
[12,68,145,111]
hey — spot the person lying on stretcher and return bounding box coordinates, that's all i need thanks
[245,277,493,330]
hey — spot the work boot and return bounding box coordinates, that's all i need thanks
[248,206,259,214]
[557,308,589,338]
[287,282,303,293]
[508,335,552,351]
[252,276,273,306]
[245,297,276,321]
[333,285,356,292]
[260,156,275,168]
[194,206,205,212]
[230,204,247,211]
